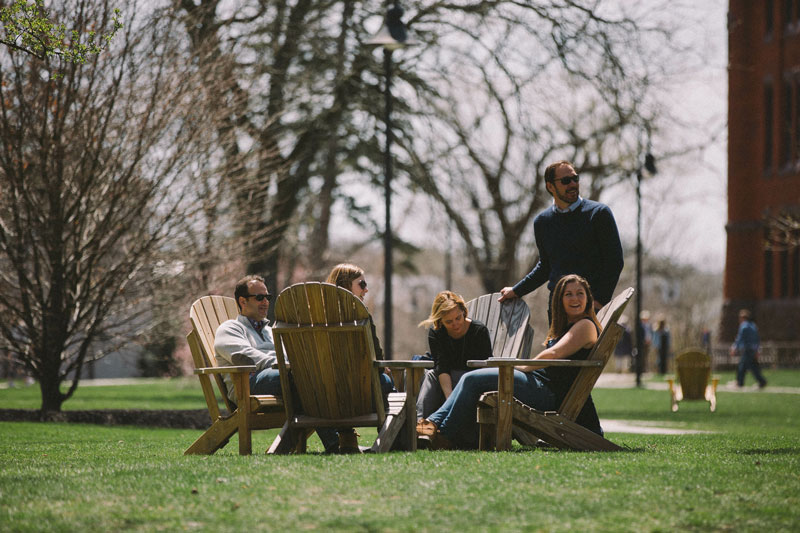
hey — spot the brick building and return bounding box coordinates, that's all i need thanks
[723,0,800,342]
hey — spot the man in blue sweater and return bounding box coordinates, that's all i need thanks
[499,160,624,318]
[730,309,767,388]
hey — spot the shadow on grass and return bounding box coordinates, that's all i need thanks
[738,447,800,456]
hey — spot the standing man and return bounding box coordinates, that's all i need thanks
[499,160,624,317]
[214,274,340,452]
[730,309,767,388]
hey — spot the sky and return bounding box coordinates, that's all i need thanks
[334,1,730,275]
[603,1,729,273]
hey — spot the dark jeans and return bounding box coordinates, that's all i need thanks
[737,351,766,387]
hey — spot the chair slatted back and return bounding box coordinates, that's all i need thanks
[675,349,712,400]
[466,293,534,358]
[189,295,239,414]
[559,287,634,420]
[273,283,384,422]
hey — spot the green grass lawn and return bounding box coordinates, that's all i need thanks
[1,371,799,532]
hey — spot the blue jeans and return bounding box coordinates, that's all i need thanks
[427,368,556,449]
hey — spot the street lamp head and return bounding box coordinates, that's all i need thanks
[644,152,657,174]
[366,4,417,50]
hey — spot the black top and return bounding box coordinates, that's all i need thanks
[533,320,602,434]
[429,320,492,377]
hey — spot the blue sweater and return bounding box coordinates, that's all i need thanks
[512,199,623,305]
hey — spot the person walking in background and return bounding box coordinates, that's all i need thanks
[638,310,653,372]
[730,309,767,388]
[652,316,672,375]
[614,314,633,372]
[498,160,624,321]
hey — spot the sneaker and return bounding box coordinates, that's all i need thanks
[759,381,768,389]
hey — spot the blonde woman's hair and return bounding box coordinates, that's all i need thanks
[326,263,364,290]
[418,290,468,330]
[545,274,601,344]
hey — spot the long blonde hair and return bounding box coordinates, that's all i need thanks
[418,290,468,330]
[545,274,601,344]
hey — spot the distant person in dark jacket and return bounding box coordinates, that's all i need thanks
[498,160,623,322]
[730,309,767,388]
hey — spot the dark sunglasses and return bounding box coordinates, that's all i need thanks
[550,174,579,186]
[358,279,367,290]
[246,293,273,302]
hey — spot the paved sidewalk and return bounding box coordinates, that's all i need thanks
[595,372,800,394]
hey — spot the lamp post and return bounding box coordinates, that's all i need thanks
[635,153,656,387]
[366,2,414,360]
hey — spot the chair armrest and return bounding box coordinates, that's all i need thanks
[271,362,291,370]
[375,360,434,369]
[467,358,603,368]
[194,365,257,375]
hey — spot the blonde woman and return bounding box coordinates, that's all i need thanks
[415,291,492,421]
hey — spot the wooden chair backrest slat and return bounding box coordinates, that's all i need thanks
[466,293,533,359]
[187,329,222,420]
[558,287,633,421]
[189,295,239,414]
[675,349,712,400]
[273,283,383,423]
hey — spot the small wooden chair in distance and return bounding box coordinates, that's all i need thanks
[667,348,718,412]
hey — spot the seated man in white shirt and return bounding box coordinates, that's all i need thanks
[214,275,339,453]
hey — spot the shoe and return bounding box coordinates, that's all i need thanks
[429,431,454,451]
[337,429,362,454]
[416,435,431,450]
[759,381,768,389]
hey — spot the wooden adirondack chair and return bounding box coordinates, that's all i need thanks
[667,348,718,412]
[465,293,534,359]
[464,293,536,446]
[184,296,286,456]
[268,283,432,454]
[469,287,634,452]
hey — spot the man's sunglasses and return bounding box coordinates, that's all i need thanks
[358,279,367,290]
[246,293,273,302]
[549,174,580,185]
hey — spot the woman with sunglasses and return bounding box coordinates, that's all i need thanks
[418,274,604,449]
[325,263,395,452]
[415,291,492,423]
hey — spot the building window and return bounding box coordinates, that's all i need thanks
[782,77,793,167]
[765,83,774,172]
[765,249,774,298]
